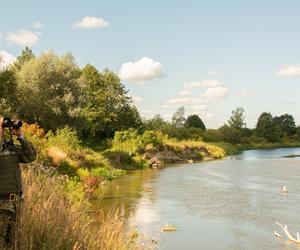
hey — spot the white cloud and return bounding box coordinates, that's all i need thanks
[0,50,16,70]
[192,104,208,111]
[32,21,43,29]
[183,79,222,89]
[73,16,108,29]
[119,57,165,82]
[202,86,228,99]
[140,110,155,118]
[208,70,217,77]
[237,90,249,97]
[132,95,143,103]
[2,29,39,46]
[164,97,204,106]
[179,89,191,96]
[277,64,300,77]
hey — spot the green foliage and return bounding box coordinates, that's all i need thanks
[212,142,240,155]
[102,149,144,169]
[81,65,141,137]
[166,127,203,140]
[228,107,246,130]
[140,130,164,147]
[273,114,296,136]
[114,128,139,143]
[16,51,82,130]
[202,129,223,142]
[0,69,17,116]
[184,114,206,130]
[171,106,186,128]
[255,112,280,142]
[219,125,241,144]
[143,114,170,131]
[12,47,35,71]
[47,127,81,153]
[64,177,87,207]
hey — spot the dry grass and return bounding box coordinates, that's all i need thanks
[18,166,140,250]
[164,138,225,159]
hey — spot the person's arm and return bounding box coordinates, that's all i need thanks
[10,127,37,164]
[15,136,37,163]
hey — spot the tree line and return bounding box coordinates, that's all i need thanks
[144,106,299,144]
[1,48,299,145]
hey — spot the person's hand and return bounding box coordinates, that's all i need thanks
[10,127,23,137]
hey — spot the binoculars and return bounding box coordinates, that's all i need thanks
[2,118,23,129]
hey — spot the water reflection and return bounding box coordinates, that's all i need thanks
[93,168,159,218]
[95,148,300,249]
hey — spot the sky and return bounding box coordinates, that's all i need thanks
[1,0,300,128]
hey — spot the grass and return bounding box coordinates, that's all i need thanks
[236,140,300,151]
[211,142,240,156]
[19,166,140,250]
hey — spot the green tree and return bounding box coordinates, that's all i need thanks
[143,114,169,131]
[255,112,280,142]
[184,114,206,130]
[116,104,143,132]
[0,69,17,116]
[228,107,246,130]
[219,124,241,144]
[81,64,139,137]
[171,106,185,128]
[16,51,82,130]
[273,114,296,137]
[13,47,35,71]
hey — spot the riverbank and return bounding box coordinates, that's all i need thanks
[236,140,300,151]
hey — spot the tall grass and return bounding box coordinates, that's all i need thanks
[19,166,139,250]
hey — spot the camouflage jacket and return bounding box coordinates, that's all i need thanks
[0,136,36,196]
[0,136,36,163]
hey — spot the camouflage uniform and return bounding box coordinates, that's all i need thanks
[0,136,36,249]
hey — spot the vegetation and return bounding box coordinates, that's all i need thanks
[20,167,139,250]
[2,48,300,248]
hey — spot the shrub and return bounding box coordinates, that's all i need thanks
[47,127,81,153]
[202,129,223,142]
[114,128,139,142]
[140,130,164,147]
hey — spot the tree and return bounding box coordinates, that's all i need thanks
[255,112,280,142]
[171,106,185,128]
[219,124,241,144]
[13,47,35,71]
[143,114,169,131]
[0,69,17,116]
[116,104,143,132]
[184,114,206,130]
[273,114,296,137]
[81,64,139,137]
[228,107,246,130]
[16,51,82,130]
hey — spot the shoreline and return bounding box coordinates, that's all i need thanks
[142,143,300,170]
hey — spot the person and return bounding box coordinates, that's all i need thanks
[0,116,36,249]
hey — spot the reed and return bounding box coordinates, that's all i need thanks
[18,166,139,250]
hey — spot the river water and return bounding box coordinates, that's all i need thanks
[96,148,300,249]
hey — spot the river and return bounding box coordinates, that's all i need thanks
[96,148,300,249]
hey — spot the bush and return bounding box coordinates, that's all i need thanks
[103,149,144,169]
[139,130,164,147]
[202,129,223,142]
[47,127,81,153]
[114,128,139,143]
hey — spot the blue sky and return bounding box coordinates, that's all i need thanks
[1,0,300,128]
